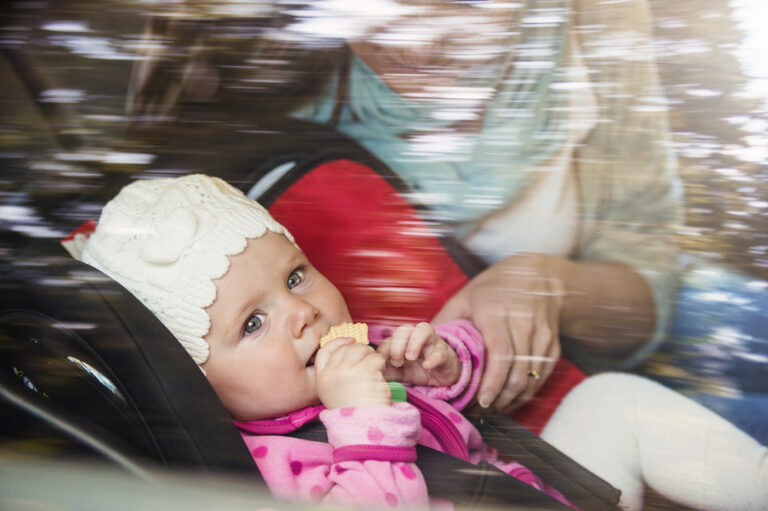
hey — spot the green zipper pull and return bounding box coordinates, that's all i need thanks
[387,381,407,403]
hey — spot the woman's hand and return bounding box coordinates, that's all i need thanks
[432,254,565,412]
[377,322,461,387]
[315,338,391,409]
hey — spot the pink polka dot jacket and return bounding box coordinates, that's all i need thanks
[235,319,573,509]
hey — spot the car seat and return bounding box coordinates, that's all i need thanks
[1,156,622,509]
[0,18,760,506]
[0,230,261,480]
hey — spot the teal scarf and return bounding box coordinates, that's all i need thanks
[294,0,572,225]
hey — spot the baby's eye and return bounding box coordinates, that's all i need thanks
[244,313,265,335]
[287,269,304,289]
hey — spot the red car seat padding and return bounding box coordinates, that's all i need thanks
[265,159,586,433]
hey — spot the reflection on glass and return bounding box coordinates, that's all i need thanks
[1,0,767,457]
[67,355,125,401]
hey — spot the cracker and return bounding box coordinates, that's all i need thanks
[320,322,369,347]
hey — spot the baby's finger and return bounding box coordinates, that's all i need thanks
[406,322,434,361]
[421,340,459,371]
[376,337,392,358]
[421,343,443,370]
[335,342,376,369]
[360,350,387,374]
[315,337,356,371]
[314,337,354,371]
[388,324,414,368]
[378,338,405,379]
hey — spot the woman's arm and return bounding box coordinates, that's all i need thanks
[435,0,682,412]
[547,257,655,351]
[570,0,684,366]
[433,254,657,413]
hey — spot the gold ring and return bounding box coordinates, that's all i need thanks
[528,369,541,381]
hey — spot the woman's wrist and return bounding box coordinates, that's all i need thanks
[543,255,656,353]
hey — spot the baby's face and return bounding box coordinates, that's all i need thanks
[202,232,351,420]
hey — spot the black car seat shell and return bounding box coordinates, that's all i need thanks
[0,241,261,480]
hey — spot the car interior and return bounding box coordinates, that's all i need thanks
[2,2,767,509]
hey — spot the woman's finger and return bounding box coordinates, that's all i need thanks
[475,309,514,408]
[530,295,561,398]
[491,310,534,410]
[506,326,554,411]
[521,302,556,401]
[540,339,560,387]
[537,299,561,385]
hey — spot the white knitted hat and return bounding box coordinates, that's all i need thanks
[81,174,295,365]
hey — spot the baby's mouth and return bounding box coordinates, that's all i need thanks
[306,346,319,367]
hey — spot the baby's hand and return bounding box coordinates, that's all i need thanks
[315,338,391,409]
[377,323,461,387]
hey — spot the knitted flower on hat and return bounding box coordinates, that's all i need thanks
[81,174,294,365]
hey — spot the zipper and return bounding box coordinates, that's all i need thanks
[406,391,469,461]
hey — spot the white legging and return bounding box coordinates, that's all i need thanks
[540,373,768,511]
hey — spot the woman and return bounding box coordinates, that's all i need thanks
[127,0,683,413]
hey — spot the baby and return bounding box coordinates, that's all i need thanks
[80,173,571,509]
[81,174,767,511]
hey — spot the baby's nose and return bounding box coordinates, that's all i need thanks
[290,300,320,339]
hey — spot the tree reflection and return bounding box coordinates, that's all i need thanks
[651,0,768,277]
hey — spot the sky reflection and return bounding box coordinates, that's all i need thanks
[731,0,768,106]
